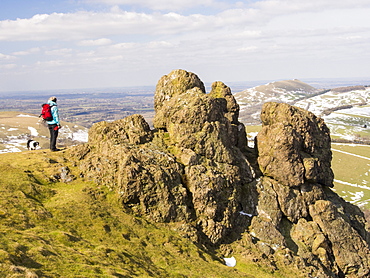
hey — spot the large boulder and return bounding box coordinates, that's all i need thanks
[257,102,333,187]
[88,114,153,146]
[71,69,255,245]
[249,102,370,277]
[152,70,255,244]
[154,69,206,129]
[72,114,193,223]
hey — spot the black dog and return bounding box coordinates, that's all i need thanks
[27,139,39,150]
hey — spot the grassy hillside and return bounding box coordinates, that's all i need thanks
[325,109,370,142]
[0,150,304,278]
[331,143,370,209]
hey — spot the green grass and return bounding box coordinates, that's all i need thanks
[0,150,304,278]
[325,112,370,142]
[331,143,370,209]
[246,125,262,134]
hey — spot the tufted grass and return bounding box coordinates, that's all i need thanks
[0,150,306,278]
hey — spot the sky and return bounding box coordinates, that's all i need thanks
[1,0,370,92]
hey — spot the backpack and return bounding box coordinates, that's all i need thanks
[40,103,53,121]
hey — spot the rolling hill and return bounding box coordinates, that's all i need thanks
[235,80,370,143]
[234,79,318,124]
[294,86,370,142]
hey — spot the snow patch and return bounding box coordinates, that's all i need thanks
[0,136,26,153]
[17,114,38,118]
[59,125,88,142]
[28,126,38,136]
[331,148,370,161]
[349,191,364,203]
[72,129,88,142]
[223,257,236,267]
[334,179,370,191]
[239,211,253,217]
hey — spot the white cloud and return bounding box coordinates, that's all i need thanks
[1,1,367,44]
[0,10,221,42]
[45,48,73,56]
[83,0,230,11]
[109,42,138,49]
[0,53,16,60]
[1,0,370,91]
[12,47,41,56]
[0,64,17,69]
[78,38,113,46]
[237,46,258,52]
[253,0,370,15]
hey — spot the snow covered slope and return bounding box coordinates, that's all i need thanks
[294,87,370,141]
[235,80,370,142]
[235,79,318,124]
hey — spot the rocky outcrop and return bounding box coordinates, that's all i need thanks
[69,69,370,277]
[257,102,334,188]
[72,70,255,246]
[251,102,370,277]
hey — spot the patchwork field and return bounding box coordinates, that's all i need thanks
[331,143,370,209]
[324,107,370,142]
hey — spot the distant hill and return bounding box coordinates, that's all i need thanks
[235,79,318,124]
[293,86,370,142]
[0,111,88,153]
[234,80,370,143]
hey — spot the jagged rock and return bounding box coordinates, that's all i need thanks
[154,69,206,124]
[309,200,370,277]
[73,124,193,223]
[152,70,255,244]
[257,102,333,187]
[68,71,370,277]
[70,70,255,245]
[209,81,239,124]
[89,114,152,146]
[250,102,370,277]
[272,180,326,223]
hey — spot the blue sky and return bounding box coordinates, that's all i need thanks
[1,0,370,91]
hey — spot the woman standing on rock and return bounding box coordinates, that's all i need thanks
[46,96,62,151]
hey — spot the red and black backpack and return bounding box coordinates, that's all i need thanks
[40,103,53,121]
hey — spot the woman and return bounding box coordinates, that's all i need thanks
[46,96,62,151]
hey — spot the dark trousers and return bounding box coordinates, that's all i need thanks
[48,124,59,150]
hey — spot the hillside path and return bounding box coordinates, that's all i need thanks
[331,148,370,161]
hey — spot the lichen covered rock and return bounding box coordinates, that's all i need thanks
[257,102,333,187]
[88,114,153,146]
[250,102,370,277]
[71,69,255,246]
[154,69,206,129]
[69,70,370,277]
